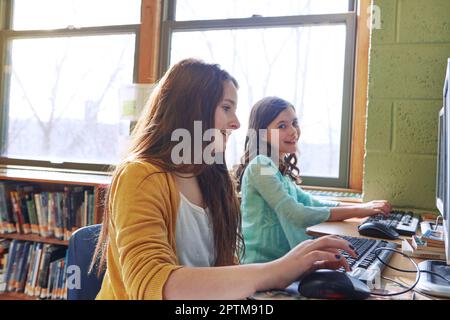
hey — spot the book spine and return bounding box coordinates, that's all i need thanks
[25,194,39,235]
[51,260,60,300]
[16,187,31,235]
[83,190,89,227]
[8,241,23,291]
[0,252,8,293]
[34,194,45,237]
[0,184,16,233]
[63,187,72,240]
[4,240,17,292]
[16,242,31,292]
[0,183,9,234]
[46,261,56,299]
[10,191,24,234]
[60,258,67,299]
[24,243,36,296]
[88,193,95,226]
[55,193,63,240]
[40,193,50,238]
[31,243,44,297]
[47,193,55,238]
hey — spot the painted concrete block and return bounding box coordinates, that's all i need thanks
[363,152,436,209]
[369,44,450,99]
[372,0,397,45]
[366,99,392,152]
[398,0,450,43]
[393,100,442,154]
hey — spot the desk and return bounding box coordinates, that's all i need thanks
[306,218,435,300]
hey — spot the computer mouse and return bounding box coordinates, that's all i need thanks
[298,269,371,300]
[358,221,400,240]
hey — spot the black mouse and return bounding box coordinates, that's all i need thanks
[298,269,371,300]
[358,221,400,240]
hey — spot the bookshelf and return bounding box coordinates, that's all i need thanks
[0,165,111,300]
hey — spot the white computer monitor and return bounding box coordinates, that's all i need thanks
[444,58,450,265]
[437,107,445,215]
[415,60,450,298]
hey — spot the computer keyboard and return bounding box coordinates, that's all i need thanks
[361,210,420,236]
[338,236,398,285]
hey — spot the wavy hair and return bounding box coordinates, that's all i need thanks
[91,58,244,275]
[235,96,302,192]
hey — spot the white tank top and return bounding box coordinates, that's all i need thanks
[175,193,215,267]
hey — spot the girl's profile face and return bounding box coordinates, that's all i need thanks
[213,80,240,152]
[266,106,300,155]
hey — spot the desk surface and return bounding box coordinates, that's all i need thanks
[306,217,409,244]
[305,218,436,300]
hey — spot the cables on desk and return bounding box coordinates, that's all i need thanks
[434,216,443,231]
[369,247,450,297]
[369,248,420,297]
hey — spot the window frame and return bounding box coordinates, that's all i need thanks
[0,0,370,192]
[348,0,371,191]
[160,0,357,188]
[0,0,148,171]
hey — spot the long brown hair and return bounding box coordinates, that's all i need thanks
[91,58,243,275]
[235,96,302,192]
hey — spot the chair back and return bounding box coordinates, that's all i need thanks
[67,224,104,300]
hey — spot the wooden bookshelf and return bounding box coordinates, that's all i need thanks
[0,233,68,246]
[0,165,111,300]
[0,292,38,300]
[0,165,111,226]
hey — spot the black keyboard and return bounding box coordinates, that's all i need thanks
[361,210,420,236]
[338,236,398,285]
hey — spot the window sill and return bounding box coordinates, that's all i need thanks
[0,164,111,185]
[302,186,362,203]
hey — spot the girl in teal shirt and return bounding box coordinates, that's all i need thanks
[237,97,392,264]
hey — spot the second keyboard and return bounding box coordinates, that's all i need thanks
[361,210,420,236]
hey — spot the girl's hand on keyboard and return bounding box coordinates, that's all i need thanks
[271,235,358,289]
[361,200,392,216]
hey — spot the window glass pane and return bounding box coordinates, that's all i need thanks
[175,0,350,21]
[5,34,136,164]
[170,25,346,178]
[12,0,141,30]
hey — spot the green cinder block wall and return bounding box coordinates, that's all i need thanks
[363,0,450,210]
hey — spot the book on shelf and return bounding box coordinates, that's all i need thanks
[402,238,446,260]
[0,183,14,234]
[38,244,66,299]
[1,181,96,241]
[24,189,40,235]
[0,239,68,299]
[411,235,445,252]
[16,186,33,235]
[421,229,445,247]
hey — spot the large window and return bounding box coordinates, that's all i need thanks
[0,0,141,169]
[161,0,357,187]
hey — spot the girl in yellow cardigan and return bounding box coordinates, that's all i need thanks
[92,58,357,300]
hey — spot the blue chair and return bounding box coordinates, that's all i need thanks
[67,224,105,300]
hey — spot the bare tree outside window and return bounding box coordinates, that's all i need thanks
[6,35,135,164]
[164,0,354,183]
[2,0,141,167]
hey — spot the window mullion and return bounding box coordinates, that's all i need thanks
[162,3,358,187]
[4,24,140,40]
[167,13,355,32]
[349,0,356,12]
[0,0,10,156]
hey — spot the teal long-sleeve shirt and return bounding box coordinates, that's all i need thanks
[240,155,340,264]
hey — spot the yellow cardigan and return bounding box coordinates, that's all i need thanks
[96,160,183,300]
